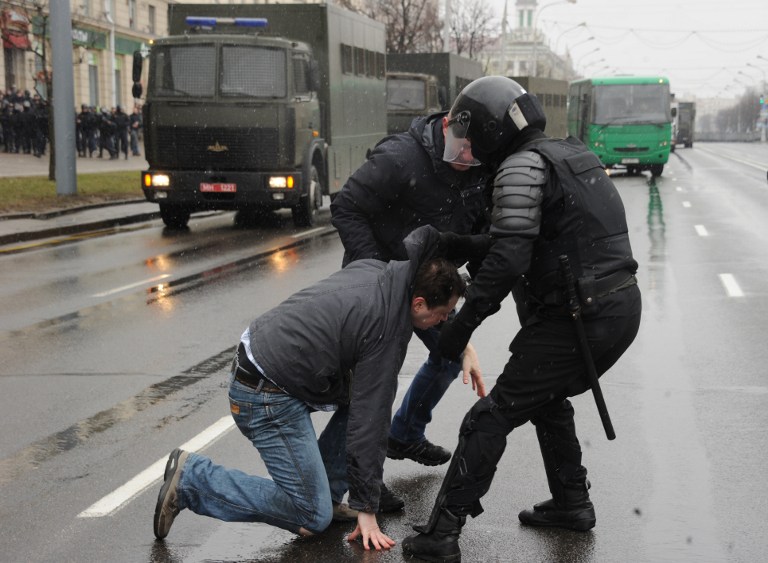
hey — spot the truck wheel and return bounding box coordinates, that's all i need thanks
[292,165,322,227]
[650,165,664,177]
[159,204,190,229]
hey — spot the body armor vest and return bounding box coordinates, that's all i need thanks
[523,136,637,296]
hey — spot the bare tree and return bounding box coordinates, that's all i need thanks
[338,0,443,54]
[447,0,497,60]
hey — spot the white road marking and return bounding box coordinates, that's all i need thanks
[694,225,709,237]
[682,201,692,208]
[92,274,172,297]
[78,416,235,518]
[676,186,683,192]
[718,273,744,298]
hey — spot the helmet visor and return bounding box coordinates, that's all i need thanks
[442,111,482,167]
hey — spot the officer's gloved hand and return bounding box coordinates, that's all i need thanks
[438,318,473,362]
[438,232,492,263]
[438,301,481,362]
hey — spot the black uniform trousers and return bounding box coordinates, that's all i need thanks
[443,284,642,516]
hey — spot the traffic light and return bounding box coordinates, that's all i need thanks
[761,94,766,105]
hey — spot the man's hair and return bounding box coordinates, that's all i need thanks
[413,258,466,308]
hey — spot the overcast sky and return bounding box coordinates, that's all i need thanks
[487,0,768,99]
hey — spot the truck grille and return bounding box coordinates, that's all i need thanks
[152,126,280,170]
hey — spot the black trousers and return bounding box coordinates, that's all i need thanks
[443,284,642,516]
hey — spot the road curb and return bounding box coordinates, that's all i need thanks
[0,198,146,222]
[0,211,160,247]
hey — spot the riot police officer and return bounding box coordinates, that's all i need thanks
[402,76,642,562]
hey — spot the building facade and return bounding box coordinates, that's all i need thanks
[1,0,169,109]
[482,0,576,82]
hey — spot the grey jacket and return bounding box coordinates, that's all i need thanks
[247,225,442,512]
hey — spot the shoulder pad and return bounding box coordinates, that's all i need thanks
[495,151,547,187]
[490,151,546,238]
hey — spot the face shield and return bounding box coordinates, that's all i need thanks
[442,110,482,167]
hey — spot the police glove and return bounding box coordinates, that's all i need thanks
[437,232,492,263]
[438,302,481,362]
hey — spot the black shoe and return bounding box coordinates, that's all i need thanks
[402,508,464,562]
[153,449,189,539]
[518,498,596,531]
[379,483,405,513]
[387,437,451,466]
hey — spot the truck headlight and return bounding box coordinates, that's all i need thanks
[268,176,295,189]
[145,173,170,187]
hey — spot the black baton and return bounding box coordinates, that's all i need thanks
[558,255,616,440]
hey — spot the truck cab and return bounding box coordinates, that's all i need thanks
[139,5,386,229]
[385,72,444,134]
[142,25,324,228]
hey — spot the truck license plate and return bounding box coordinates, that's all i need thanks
[621,158,640,164]
[200,183,236,193]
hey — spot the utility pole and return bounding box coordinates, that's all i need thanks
[50,0,77,195]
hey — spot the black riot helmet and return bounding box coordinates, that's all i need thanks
[443,76,547,165]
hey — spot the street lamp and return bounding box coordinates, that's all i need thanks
[749,63,767,142]
[746,62,766,90]
[582,58,606,74]
[554,21,586,54]
[531,0,577,77]
[569,36,594,51]
[578,46,601,61]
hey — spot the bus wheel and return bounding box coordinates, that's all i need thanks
[159,204,190,229]
[650,165,664,177]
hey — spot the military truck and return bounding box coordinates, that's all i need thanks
[386,72,443,135]
[510,77,568,138]
[138,3,386,228]
[385,53,483,134]
[675,101,696,148]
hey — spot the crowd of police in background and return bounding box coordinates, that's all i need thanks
[1,87,143,161]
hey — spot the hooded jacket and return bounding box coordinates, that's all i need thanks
[246,225,443,513]
[331,112,490,267]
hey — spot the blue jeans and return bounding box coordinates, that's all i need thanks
[389,326,462,444]
[176,379,346,534]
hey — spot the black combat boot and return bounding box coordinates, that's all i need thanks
[518,480,596,531]
[402,508,464,562]
[523,405,596,531]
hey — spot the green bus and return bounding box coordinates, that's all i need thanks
[568,76,673,176]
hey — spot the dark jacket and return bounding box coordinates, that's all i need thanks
[331,112,491,267]
[246,225,443,513]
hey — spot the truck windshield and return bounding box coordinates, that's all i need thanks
[594,84,671,125]
[221,46,287,98]
[151,44,216,98]
[387,79,426,110]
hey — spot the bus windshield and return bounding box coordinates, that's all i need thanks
[593,83,671,125]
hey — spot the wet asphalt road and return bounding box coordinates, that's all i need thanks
[0,143,767,562]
